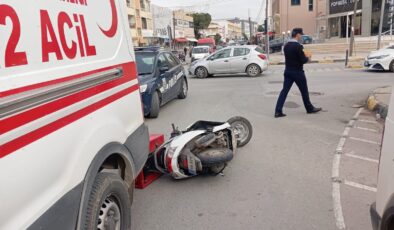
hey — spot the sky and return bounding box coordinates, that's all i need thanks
[151,0,266,23]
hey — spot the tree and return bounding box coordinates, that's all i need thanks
[214,33,222,44]
[257,25,264,32]
[191,13,212,39]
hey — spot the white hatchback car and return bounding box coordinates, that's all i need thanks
[365,44,394,72]
[189,45,269,78]
[191,46,210,63]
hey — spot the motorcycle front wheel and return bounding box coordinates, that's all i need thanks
[227,116,253,147]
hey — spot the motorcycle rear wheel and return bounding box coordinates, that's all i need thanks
[196,148,234,167]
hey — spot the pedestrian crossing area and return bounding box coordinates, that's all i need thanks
[265,66,346,75]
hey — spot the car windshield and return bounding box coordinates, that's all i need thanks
[135,52,155,75]
[193,47,209,54]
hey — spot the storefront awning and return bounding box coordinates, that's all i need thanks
[187,38,198,42]
[174,38,188,43]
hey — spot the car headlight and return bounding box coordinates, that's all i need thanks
[370,54,390,59]
[139,84,148,93]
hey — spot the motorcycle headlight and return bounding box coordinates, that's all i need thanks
[139,84,148,93]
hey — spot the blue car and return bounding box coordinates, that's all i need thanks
[135,47,188,118]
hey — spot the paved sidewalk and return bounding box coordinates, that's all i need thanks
[269,52,368,66]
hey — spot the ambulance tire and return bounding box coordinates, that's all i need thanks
[148,91,160,118]
[83,172,131,230]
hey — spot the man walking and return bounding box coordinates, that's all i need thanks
[274,28,322,118]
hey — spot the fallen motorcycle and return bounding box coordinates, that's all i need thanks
[153,116,253,179]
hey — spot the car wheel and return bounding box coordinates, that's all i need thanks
[390,60,394,72]
[148,91,160,118]
[195,67,208,78]
[83,172,131,230]
[178,78,188,99]
[246,64,261,77]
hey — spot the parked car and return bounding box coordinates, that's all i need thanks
[301,35,313,44]
[197,38,216,53]
[371,88,394,230]
[191,46,210,62]
[189,45,269,78]
[364,45,394,72]
[135,47,188,118]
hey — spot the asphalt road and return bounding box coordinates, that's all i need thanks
[132,63,394,230]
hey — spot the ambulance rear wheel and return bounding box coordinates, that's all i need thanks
[83,172,131,230]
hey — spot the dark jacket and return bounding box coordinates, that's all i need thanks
[284,40,309,71]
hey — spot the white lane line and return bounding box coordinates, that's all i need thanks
[344,153,379,163]
[342,127,351,137]
[336,137,347,153]
[353,108,364,119]
[358,119,378,124]
[355,126,379,133]
[344,180,377,192]
[332,141,346,229]
[347,120,355,127]
[349,137,381,145]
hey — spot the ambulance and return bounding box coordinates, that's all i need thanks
[0,0,149,229]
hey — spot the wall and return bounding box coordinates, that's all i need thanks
[173,10,194,38]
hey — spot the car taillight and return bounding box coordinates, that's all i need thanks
[258,54,267,60]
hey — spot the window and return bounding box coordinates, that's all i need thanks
[157,54,169,68]
[135,52,155,75]
[128,15,136,28]
[142,17,147,29]
[126,0,131,7]
[291,0,300,6]
[164,53,180,68]
[140,0,145,10]
[212,49,231,60]
[233,48,250,57]
[308,0,313,11]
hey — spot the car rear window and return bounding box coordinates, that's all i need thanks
[135,52,156,75]
[255,47,264,54]
[193,47,209,54]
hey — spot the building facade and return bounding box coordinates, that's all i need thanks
[271,0,327,38]
[173,10,195,40]
[151,4,173,45]
[228,18,258,39]
[125,0,153,46]
[213,20,242,41]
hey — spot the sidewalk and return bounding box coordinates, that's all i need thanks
[366,86,392,118]
[269,52,368,66]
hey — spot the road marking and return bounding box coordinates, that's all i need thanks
[359,119,378,124]
[349,137,381,145]
[336,137,347,153]
[345,153,379,163]
[344,180,377,192]
[347,120,355,127]
[332,138,346,229]
[342,127,350,137]
[353,108,364,119]
[355,126,379,133]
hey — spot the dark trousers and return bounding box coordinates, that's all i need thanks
[275,69,313,113]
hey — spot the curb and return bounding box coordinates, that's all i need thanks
[269,58,349,65]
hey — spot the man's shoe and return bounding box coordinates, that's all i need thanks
[275,112,287,118]
[307,107,322,114]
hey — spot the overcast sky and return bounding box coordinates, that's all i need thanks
[151,0,265,22]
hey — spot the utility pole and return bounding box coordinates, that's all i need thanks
[349,0,359,56]
[248,9,253,42]
[265,0,269,59]
[377,0,386,50]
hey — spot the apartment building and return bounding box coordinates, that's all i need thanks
[125,0,153,46]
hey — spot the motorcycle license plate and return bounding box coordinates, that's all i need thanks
[187,155,197,175]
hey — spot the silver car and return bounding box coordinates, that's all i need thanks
[189,45,269,78]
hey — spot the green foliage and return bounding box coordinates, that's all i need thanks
[258,25,264,32]
[191,13,212,39]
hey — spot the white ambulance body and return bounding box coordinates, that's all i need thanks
[0,0,149,229]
